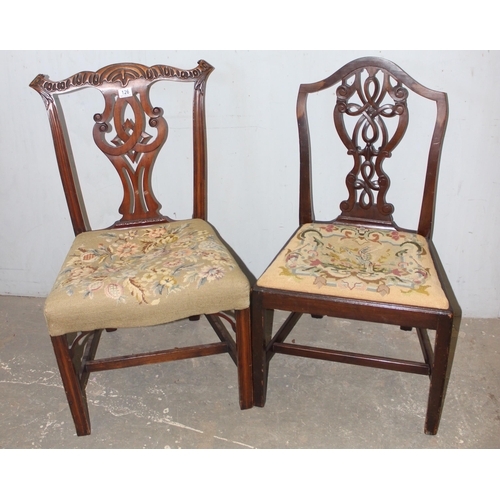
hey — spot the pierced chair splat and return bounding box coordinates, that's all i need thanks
[30,60,253,436]
[252,57,461,435]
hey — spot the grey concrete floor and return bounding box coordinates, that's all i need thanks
[1,295,499,450]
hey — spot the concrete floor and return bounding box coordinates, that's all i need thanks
[1,295,499,449]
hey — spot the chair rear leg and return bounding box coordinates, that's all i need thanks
[251,292,274,407]
[51,335,91,436]
[235,308,253,409]
[424,314,460,435]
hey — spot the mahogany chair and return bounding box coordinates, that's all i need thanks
[30,60,253,436]
[252,57,461,434]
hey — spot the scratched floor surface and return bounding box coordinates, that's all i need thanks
[1,295,499,449]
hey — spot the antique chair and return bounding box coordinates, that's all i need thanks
[252,57,461,434]
[30,60,253,436]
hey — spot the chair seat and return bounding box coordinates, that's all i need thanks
[257,222,449,310]
[45,218,250,336]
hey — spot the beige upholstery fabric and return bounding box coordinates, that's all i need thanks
[257,223,449,310]
[45,219,250,336]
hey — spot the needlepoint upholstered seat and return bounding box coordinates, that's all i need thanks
[252,57,461,435]
[45,219,250,337]
[256,222,449,310]
[30,60,253,436]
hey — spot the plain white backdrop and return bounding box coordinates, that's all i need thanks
[1,49,499,318]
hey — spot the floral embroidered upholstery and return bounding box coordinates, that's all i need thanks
[45,219,250,336]
[257,223,449,310]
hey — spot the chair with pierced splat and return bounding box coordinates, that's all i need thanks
[252,57,461,434]
[30,60,253,436]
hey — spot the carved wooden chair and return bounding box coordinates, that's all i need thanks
[252,57,461,434]
[30,60,253,436]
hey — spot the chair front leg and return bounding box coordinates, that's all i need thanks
[236,307,253,409]
[424,314,460,435]
[51,335,91,436]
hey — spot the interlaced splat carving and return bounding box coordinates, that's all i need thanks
[334,67,409,224]
[30,61,214,232]
[92,88,168,225]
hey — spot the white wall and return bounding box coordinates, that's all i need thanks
[1,50,498,318]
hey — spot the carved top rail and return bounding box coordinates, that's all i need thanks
[30,60,214,235]
[297,57,448,238]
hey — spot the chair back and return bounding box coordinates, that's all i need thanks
[297,57,448,238]
[30,60,214,235]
